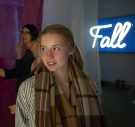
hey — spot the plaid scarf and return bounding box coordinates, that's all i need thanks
[35,60,108,127]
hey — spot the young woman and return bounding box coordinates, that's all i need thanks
[0,24,39,92]
[15,24,108,127]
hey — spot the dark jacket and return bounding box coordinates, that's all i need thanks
[4,49,35,92]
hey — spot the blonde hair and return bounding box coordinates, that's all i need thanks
[39,24,84,69]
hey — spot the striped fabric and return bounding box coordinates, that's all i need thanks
[15,76,36,127]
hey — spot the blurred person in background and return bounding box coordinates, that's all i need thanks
[0,24,40,93]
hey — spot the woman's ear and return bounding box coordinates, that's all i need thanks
[69,49,74,55]
[69,49,73,55]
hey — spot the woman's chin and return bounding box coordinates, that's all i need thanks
[46,67,57,72]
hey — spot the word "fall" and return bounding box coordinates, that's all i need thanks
[90,22,132,48]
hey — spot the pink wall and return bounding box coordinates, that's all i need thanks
[0,58,17,127]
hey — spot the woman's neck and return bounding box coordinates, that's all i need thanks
[53,67,69,84]
[26,41,33,49]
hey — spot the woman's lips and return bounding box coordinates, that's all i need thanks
[22,39,27,42]
[47,62,56,67]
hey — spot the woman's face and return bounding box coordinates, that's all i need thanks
[21,27,32,44]
[40,33,72,73]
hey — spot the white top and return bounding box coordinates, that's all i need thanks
[15,76,35,127]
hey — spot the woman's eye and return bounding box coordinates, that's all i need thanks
[53,47,59,50]
[41,47,47,51]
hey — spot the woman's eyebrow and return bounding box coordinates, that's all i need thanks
[41,45,46,47]
[41,44,62,47]
[52,44,61,47]
[22,30,29,32]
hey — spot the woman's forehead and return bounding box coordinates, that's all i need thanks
[23,27,29,32]
[41,34,67,47]
[41,33,63,42]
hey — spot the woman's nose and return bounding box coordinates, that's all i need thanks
[47,50,54,59]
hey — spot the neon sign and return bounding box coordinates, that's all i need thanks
[90,22,131,48]
[89,15,135,53]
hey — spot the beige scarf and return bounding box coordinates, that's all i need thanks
[35,59,108,127]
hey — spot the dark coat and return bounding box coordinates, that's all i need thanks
[4,49,35,92]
